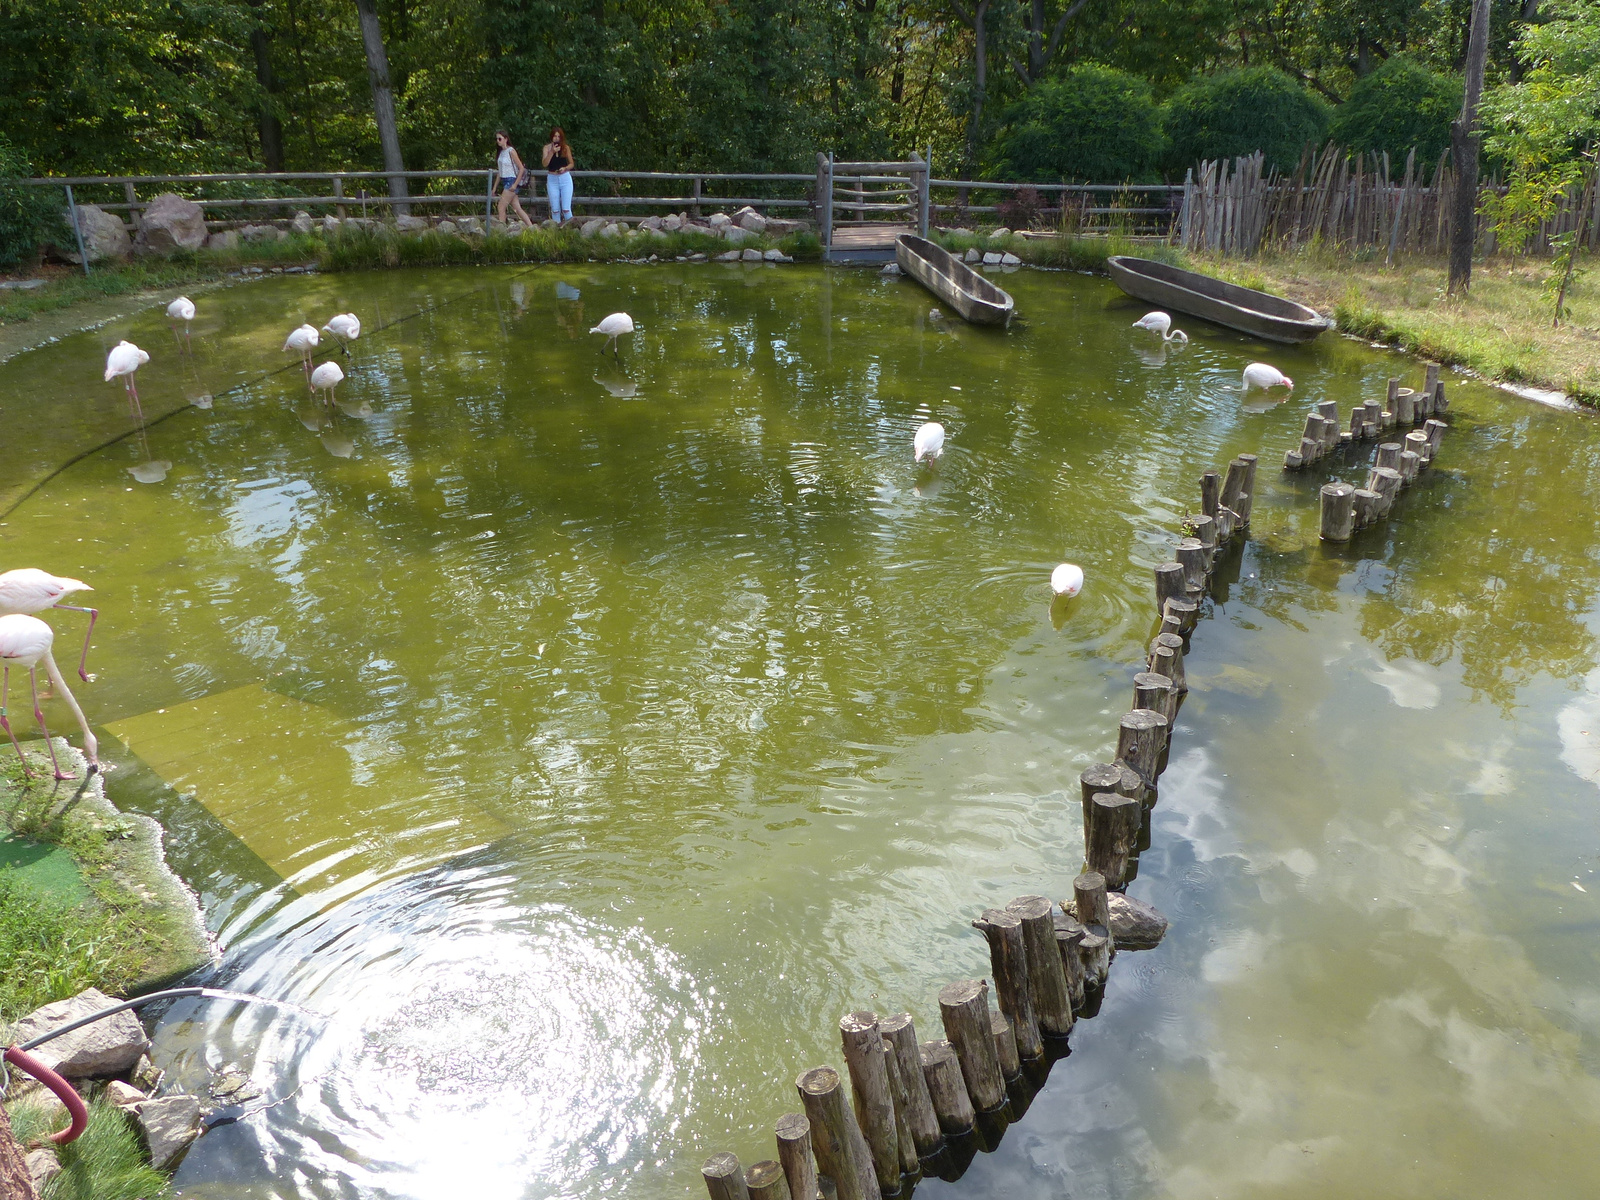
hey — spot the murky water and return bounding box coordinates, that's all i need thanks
[2,264,1597,1199]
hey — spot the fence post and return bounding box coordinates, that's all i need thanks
[692,175,702,218]
[484,169,493,221]
[64,185,91,277]
[914,152,930,237]
[123,181,143,233]
[335,175,348,219]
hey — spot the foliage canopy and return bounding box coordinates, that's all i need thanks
[988,65,1164,182]
[1164,67,1330,173]
[1329,56,1462,164]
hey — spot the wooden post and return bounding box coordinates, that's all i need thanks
[1387,377,1399,409]
[1079,762,1140,844]
[124,180,143,231]
[1154,562,1186,609]
[1159,610,1184,640]
[797,1067,879,1200]
[337,174,350,219]
[1175,538,1207,591]
[64,184,91,277]
[1079,929,1111,986]
[1424,419,1447,458]
[1405,428,1431,465]
[1072,872,1112,945]
[1369,467,1402,517]
[1115,708,1169,783]
[776,1113,819,1200]
[693,176,704,218]
[1351,488,1381,530]
[705,1153,753,1200]
[879,1038,921,1176]
[1375,442,1402,471]
[1148,633,1186,692]
[1363,399,1384,434]
[1235,453,1258,525]
[1164,596,1199,633]
[1220,457,1248,516]
[1188,514,1216,558]
[1199,470,1221,518]
[937,979,1006,1112]
[747,1161,793,1200]
[1393,388,1416,424]
[879,1015,942,1157]
[989,1008,1020,1080]
[1398,449,1422,484]
[1424,362,1440,395]
[839,1013,902,1195]
[1054,920,1086,1008]
[917,1042,975,1135]
[1319,482,1354,541]
[1133,672,1175,723]
[1006,896,1074,1038]
[1086,793,1141,889]
[971,909,1041,1060]
[1433,379,1449,412]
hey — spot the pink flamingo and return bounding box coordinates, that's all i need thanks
[0,614,100,781]
[104,341,149,417]
[0,569,98,682]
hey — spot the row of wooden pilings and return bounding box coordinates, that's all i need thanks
[699,458,1260,1200]
[1284,362,1450,473]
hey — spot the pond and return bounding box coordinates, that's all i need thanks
[1,262,1597,1199]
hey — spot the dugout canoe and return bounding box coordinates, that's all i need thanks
[1106,255,1332,344]
[895,235,1015,326]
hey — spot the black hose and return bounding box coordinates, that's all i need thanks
[17,987,319,1052]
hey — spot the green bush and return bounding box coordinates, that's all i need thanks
[0,135,60,271]
[989,64,1165,183]
[1330,57,1462,164]
[1165,67,1329,173]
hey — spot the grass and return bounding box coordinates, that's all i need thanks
[8,1097,171,1200]
[1191,245,1600,405]
[0,872,145,1023]
[929,228,1180,272]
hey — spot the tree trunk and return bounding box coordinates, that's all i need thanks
[353,0,410,214]
[957,0,992,172]
[246,0,285,172]
[0,1101,38,1200]
[1448,0,1491,294]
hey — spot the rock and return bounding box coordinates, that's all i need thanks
[715,249,741,261]
[130,1054,163,1092]
[601,223,621,237]
[964,248,981,263]
[137,193,208,253]
[321,215,342,234]
[541,218,560,230]
[707,212,732,228]
[990,226,1011,239]
[290,211,314,235]
[435,219,458,234]
[765,218,810,235]
[1000,252,1021,265]
[880,262,902,275]
[639,215,663,231]
[26,1149,60,1193]
[60,204,132,263]
[581,217,606,236]
[688,252,708,262]
[982,251,1002,265]
[137,1095,203,1171]
[720,224,753,244]
[457,216,484,235]
[205,229,239,251]
[738,211,767,234]
[740,247,764,262]
[6,989,149,1077]
[105,1079,147,1110]
[394,214,428,233]
[208,1066,261,1106]
[486,217,510,235]
[240,224,281,243]
[662,214,683,231]
[764,249,792,262]
[1106,893,1169,949]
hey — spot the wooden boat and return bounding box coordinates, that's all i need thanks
[1106,255,1332,344]
[895,235,1015,326]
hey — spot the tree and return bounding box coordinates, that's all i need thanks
[1329,55,1462,162]
[987,63,1163,180]
[1448,0,1493,294]
[354,0,410,211]
[245,0,286,170]
[1165,66,1329,172]
[949,0,996,169]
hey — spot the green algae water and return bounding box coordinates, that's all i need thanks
[2,263,1598,1199]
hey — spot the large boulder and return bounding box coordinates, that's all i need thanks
[240,224,281,243]
[740,247,764,262]
[765,217,810,235]
[662,213,683,232]
[720,224,754,244]
[137,193,208,253]
[60,204,132,263]
[1106,893,1169,949]
[5,988,149,1077]
[707,212,732,229]
[206,229,239,251]
[738,210,767,234]
[290,211,314,235]
[393,214,428,233]
[136,1095,202,1170]
[580,217,606,236]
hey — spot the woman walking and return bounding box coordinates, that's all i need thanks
[543,127,575,224]
[494,131,535,229]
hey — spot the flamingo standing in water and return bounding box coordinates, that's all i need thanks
[0,614,100,780]
[310,361,345,407]
[104,341,149,415]
[322,313,361,356]
[167,296,195,349]
[913,421,945,464]
[589,312,634,356]
[1242,362,1293,391]
[0,570,98,682]
[284,324,319,377]
[1132,311,1188,343]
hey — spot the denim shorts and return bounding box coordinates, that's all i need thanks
[501,177,518,192]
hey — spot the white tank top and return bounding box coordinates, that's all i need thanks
[498,147,515,177]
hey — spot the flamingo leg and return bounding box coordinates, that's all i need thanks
[28,668,71,781]
[0,666,33,780]
[125,377,145,421]
[39,650,99,775]
[53,604,99,682]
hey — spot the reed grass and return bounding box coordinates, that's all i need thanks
[7,1097,172,1199]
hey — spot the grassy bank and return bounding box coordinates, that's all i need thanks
[8,1096,171,1200]
[1194,249,1600,405]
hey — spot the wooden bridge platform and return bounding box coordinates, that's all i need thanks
[825,223,913,264]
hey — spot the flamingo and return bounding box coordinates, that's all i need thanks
[1051,563,1084,597]
[1242,362,1293,391]
[104,341,149,415]
[0,570,98,682]
[913,421,945,464]
[589,312,634,356]
[310,361,345,406]
[167,296,195,348]
[1132,311,1188,343]
[284,324,319,375]
[322,313,361,355]
[0,614,100,780]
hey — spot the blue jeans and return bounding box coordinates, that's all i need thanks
[547,171,574,221]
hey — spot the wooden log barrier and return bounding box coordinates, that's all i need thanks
[1053,918,1086,1008]
[1006,896,1075,1038]
[1424,362,1440,395]
[1362,398,1383,434]
[705,1152,753,1200]
[1405,428,1430,465]
[1393,388,1416,424]
[1199,469,1221,519]
[797,1067,879,1200]
[1154,562,1186,609]
[1078,927,1111,987]
[1163,596,1199,634]
[971,909,1042,1061]
[1072,872,1113,954]
[1234,454,1258,525]
[1351,488,1380,530]
[1133,671,1175,723]
[1386,377,1399,408]
[1316,400,1339,445]
[1175,538,1207,592]
[1424,419,1447,458]
[1399,449,1421,484]
[747,1160,793,1200]
[1086,793,1141,889]
[1148,634,1187,693]
[1188,513,1217,558]
[1433,379,1449,412]
[1369,467,1402,518]
[1115,708,1169,785]
[879,1038,921,1177]
[938,980,1006,1112]
[776,1113,820,1200]
[1079,762,1140,837]
[989,1008,1020,1080]
[839,1012,902,1195]
[1375,442,1402,472]
[879,1015,942,1157]
[918,1041,975,1135]
[1319,482,1354,542]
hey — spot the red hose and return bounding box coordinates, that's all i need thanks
[4,1046,89,1145]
